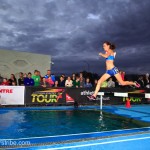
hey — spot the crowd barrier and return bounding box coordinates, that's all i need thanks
[0,86,150,106]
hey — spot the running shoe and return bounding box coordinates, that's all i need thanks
[87,95,96,101]
[134,81,141,88]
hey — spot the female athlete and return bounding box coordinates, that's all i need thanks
[88,41,140,100]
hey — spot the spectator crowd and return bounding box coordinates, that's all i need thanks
[0,70,150,88]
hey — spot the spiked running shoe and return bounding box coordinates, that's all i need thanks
[134,81,140,88]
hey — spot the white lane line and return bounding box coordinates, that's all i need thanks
[47,136,150,150]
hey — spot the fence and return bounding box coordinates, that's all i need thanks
[0,86,150,106]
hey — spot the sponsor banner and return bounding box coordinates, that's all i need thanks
[65,88,150,105]
[65,88,110,105]
[122,97,148,104]
[25,87,150,105]
[0,86,25,105]
[25,87,66,104]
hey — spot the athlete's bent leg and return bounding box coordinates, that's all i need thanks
[114,73,140,87]
[93,73,110,97]
[87,73,110,100]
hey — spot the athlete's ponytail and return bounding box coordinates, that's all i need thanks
[110,44,116,50]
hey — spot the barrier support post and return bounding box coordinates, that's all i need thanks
[98,92,104,110]
[100,95,103,110]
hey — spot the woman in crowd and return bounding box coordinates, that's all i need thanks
[65,76,73,87]
[88,41,140,100]
[8,74,17,85]
[54,80,59,87]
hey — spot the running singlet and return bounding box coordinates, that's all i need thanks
[106,55,115,61]
[105,52,118,76]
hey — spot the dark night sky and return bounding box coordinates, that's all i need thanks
[0,0,150,75]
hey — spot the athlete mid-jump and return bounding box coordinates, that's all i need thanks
[88,41,140,100]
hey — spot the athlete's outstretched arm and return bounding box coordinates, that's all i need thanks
[99,52,110,58]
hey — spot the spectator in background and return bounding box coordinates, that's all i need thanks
[18,72,24,86]
[74,76,80,88]
[94,79,98,88]
[118,71,125,87]
[61,74,66,83]
[84,78,92,88]
[41,77,49,87]
[59,76,65,87]
[45,76,55,87]
[0,78,9,86]
[54,80,59,87]
[37,71,43,82]
[44,70,51,78]
[145,73,150,88]
[80,77,85,87]
[120,71,125,81]
[0,74,3,84]
[107,78,115,88]
[61,74,66,79]
[23,73,27,78]
[72,73,76,87]
[44,70,55,85]
[9,74,17,85]
[79,72,85,87]
[65,76,73,87]
[137,76,145,88]
[101,81,108,88]
[32,70,40,86]
[24,72,34,86]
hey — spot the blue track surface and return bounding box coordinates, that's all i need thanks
[14,133,150,150]
[103,105,150,122]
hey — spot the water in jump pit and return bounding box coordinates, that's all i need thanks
[0,109,149,139]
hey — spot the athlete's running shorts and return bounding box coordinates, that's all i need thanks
[106,67,119,76]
